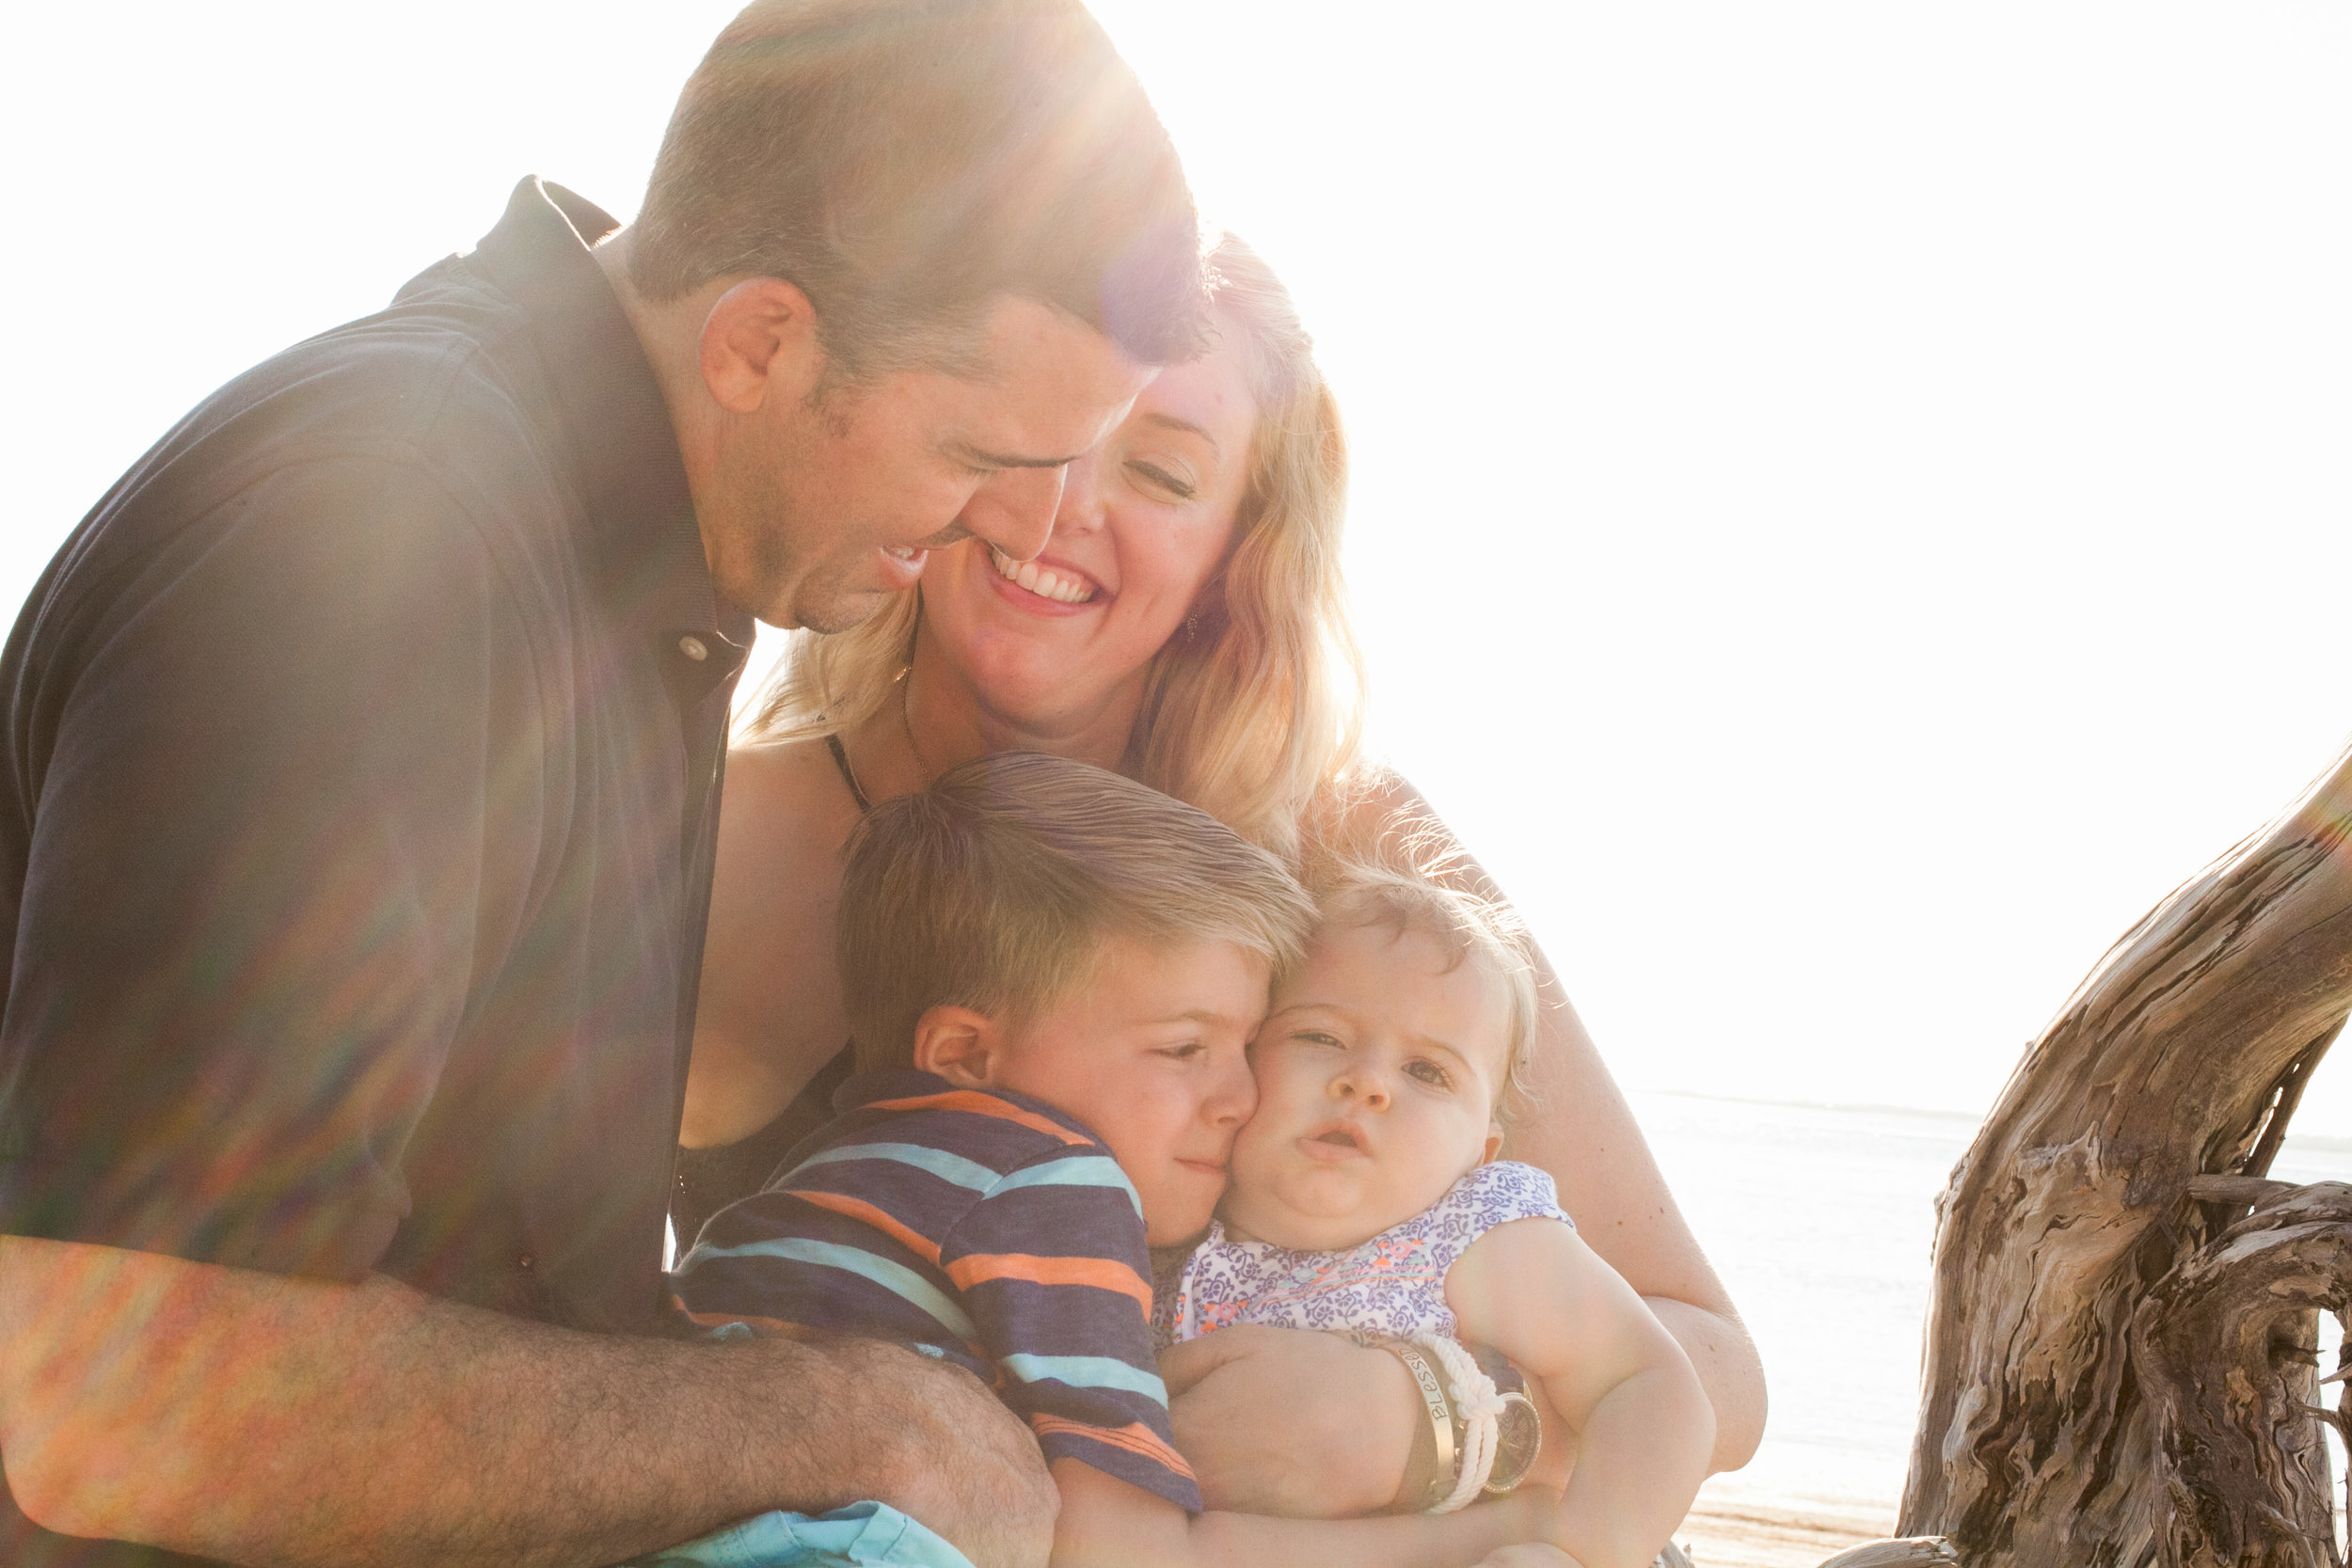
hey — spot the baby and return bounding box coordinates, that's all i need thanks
[666,754,1551,1568]
[1159,865,1715,1568]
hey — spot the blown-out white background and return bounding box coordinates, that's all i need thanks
[8,6,2349,1125]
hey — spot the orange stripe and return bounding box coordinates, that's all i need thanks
[945,1252,1152,1312]
[784,1189,944,1265]
[669,1305,814,1337]
[866,1091,1092,1146]
[1030,1416,1198,1481]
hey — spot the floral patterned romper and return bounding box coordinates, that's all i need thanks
[1155,1160,1572,1346]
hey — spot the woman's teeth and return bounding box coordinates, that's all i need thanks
[990,546,1094,605]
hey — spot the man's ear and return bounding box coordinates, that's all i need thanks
[912,1005,1008,1087]
[698,277,823,416]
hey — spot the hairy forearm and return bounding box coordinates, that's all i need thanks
[0,1237,1052,1568]
[1643,1294,1764,1471]
[1549,1368,1714,1568]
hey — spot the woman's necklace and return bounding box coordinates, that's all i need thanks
[898,666,945,783]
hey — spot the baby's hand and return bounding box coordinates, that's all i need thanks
[1473,1545,1585,1568]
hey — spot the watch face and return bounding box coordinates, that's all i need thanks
[1483,1390,1545,1495]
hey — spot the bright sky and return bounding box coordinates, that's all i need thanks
[8,4,2349,1125]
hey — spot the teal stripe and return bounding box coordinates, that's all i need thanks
[1000,1353,1169,1404]
[793,1142,999,1194]
[695,1237,978,1343]
[991,1155,1142,1217]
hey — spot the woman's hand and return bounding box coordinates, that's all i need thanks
[1161,1326,1422,1515]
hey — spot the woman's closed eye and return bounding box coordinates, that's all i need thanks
[1125,459,1197,501]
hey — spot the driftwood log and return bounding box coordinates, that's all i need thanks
[2133,1177,2352,1567]
[1896,740,2352,1566]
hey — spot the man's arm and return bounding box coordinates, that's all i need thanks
[0,1236,1057,1568]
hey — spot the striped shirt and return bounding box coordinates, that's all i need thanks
[670,1069,1200,1512]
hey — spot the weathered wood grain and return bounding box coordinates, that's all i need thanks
[1899,739,2352,1566]
[2132,1181,2352,1568]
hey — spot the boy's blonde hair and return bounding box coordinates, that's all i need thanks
[838,752,1317,1071]
[1311,861,1543,1125]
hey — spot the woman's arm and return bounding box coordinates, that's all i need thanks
[1332,770,1766,1471]
[1047,1458,1552,1568]
[1448,1219,1714,1568]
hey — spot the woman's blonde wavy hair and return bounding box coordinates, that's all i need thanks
[739,233,1365,863]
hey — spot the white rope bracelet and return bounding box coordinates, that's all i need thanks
[1419,1333,1513,1513]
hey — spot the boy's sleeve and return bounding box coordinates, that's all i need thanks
[942,1146,1202,1513]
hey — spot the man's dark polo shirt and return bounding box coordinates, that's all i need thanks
[0,178,750,1564]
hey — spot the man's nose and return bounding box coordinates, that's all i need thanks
[962,465,1067,562]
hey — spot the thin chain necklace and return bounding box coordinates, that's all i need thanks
[898,665,945,783]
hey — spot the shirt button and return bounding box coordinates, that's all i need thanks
[517,1253,535,1272]
[677,635,709,662]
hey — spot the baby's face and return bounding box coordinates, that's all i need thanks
[990,935,1267,1245]
[1223,923,1507,1252]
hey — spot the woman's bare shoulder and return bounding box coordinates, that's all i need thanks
[723,736,865,846]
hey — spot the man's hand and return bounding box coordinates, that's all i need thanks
[838,1338,1056,1568]
[1161,1326,1420,1516]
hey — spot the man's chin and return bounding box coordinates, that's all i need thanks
[768,573,902,635]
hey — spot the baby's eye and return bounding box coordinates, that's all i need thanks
[1404,1059,1454,1090]
[1292,1029,1343,1050]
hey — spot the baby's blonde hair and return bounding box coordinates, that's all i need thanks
[1309,859,1542,1127]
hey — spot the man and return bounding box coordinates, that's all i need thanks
[0,3,1205,1564]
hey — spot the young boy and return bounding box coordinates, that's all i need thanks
[670,753,1547,1568]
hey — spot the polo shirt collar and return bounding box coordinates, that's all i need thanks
[466,177,753,702]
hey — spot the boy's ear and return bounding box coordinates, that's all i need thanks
[912,1005,1008,1087]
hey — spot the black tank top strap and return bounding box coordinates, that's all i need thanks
[823,732,873,814]
[673,1044,856,1248]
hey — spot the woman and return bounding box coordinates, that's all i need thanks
[679,238,1766,1494]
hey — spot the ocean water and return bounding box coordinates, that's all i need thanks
[1629,1090,2352,1516]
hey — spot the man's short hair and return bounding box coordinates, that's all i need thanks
[838,752,1314,1071]
[631,0,1210,379]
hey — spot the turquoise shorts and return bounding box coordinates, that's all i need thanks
[628,1501,974,1568]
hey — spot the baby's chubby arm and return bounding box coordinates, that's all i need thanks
[1447,1217,1713,1568]
[1048,1457,1555,1568]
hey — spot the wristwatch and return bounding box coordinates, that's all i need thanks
[1355,1334,1545,1510]
[1467,1341,1545,1494]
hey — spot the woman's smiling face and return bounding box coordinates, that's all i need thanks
[916,322,1259,733]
